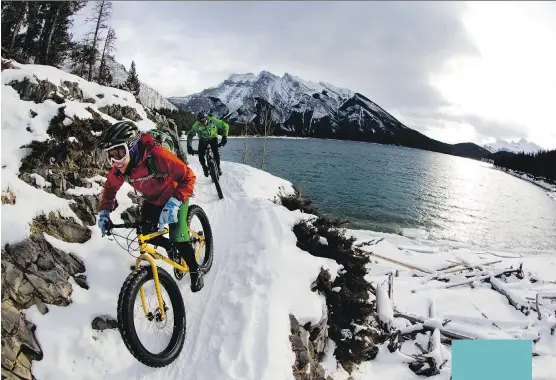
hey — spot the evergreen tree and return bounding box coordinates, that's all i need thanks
[124,61,141,98]
[491,149,556,182]
[96,27,116,85]
[69,39,96,78]
[36,2,86,66]
[85,0,112,81]
[2,2,31,61]
[20,2,48,63]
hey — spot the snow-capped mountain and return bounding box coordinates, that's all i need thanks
[168,71,404,136]
[168,71,491,159]
[483,138,544,154]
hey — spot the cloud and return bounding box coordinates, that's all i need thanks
[106,2,478,109]
[69,2,555,149]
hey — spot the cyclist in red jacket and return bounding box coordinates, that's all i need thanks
[97,121,204,292]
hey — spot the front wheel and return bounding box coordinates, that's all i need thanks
[117,267,186,367]
[208,160,224,200]
[187,204,214,274]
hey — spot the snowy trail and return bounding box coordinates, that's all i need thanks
[24,158,340,380]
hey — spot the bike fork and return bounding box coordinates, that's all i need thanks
[136,254,166,321]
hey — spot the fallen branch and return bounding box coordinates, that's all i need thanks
[394,312,476,341]
[354,248,436,274]
[489,276,535,315]
[443,313,528,330]
[412,266,525,293]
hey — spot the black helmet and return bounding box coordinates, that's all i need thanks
[197,111,209,123]
[99,121,140,150]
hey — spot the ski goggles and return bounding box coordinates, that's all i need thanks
[104,143,129,165]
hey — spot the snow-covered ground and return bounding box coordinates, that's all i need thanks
[333,228,556,380]
[2,59,555,380]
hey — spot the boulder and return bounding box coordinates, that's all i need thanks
[29,212,91,244]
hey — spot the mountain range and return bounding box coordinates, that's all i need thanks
[482,138,544,155]
[60,56,539,160]
[167,71,491,160]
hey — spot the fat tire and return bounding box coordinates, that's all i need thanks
[187,204,214,274]
[208,162,224,200]
[117,267,186,367]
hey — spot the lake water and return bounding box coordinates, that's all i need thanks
[215,137,556,251]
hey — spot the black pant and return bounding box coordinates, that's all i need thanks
[140,202,199,273]
[198,137,220,171]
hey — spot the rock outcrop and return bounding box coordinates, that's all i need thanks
[1,229,89,380]
[289,312,330,380]
[2,74,119,380]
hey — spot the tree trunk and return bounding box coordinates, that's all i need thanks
[9,19,23,51]
[97,35,108,83]
[44,4,61,65]
[88,1,105,81]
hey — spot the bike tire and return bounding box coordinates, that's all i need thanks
[208,162,224,200]
[117,267,186,368]
[187,204,214,274]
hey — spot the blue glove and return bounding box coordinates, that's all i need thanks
[158,197,183,231]
[98,210,112,237]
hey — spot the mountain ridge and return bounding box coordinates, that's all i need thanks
[483,138,544,154]
[168,70,491,160]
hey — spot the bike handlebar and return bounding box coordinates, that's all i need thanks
[105,221,139,236]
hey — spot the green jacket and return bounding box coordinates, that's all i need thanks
[187,116,229,144]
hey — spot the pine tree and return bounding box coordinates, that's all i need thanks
[1,2,29,61]
[1,1,85,66]
[70,39,96,78]
[35,1,86,66]
[96,27,116,85]
[20,2,47,63]
[86,0,112,81]
[124,61,141,98]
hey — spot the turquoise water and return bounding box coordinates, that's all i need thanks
[215,137,556,251]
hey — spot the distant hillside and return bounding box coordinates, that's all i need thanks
[60,56,177,111]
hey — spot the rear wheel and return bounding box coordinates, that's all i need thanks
[117,267,186,367]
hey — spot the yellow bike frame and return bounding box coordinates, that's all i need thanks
[135,227,205,321]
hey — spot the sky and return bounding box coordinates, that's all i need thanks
[71,1,556,150]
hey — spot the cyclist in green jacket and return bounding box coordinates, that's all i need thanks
[187,111,229,177]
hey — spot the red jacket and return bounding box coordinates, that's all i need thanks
[100,133,196,211]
